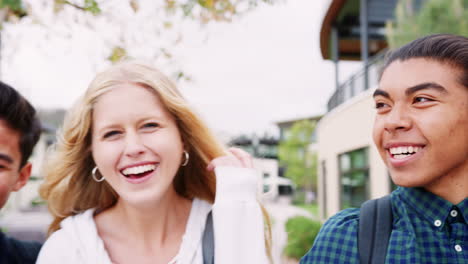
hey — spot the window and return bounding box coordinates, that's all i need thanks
[240,145,255,156]
[311,130,317,143]
[278,167,286,177]
[339,148,369,209]
[278,185,293,196]
[257,144,278,159]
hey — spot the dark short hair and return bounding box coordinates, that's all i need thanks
[383,34,468,88]
[0,81,41,168]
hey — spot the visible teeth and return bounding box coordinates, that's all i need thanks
[389,146,421,155]
[394,154,411,159]
[122,164,156,175]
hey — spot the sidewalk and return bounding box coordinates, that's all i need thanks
[265,199,315,264]
[0,207,52,243]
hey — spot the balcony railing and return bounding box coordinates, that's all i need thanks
[327,49,388,112]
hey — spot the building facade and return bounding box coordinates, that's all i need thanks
[229,135,295,201]
[316,88,390,219]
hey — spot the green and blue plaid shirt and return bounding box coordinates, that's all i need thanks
[300,187,468,263]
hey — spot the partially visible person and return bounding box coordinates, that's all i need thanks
[37,62,271,263]
[0,81,42,264]
[301,34,468,263]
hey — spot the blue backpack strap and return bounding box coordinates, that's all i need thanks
[358,195,393,264]
[202,211,214,264]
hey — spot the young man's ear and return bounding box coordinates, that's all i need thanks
[12,162,32,192]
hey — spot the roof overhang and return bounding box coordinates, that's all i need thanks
[320,0,392,61]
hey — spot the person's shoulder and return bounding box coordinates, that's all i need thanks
[37,209,97,263]
[0,232,42,264]
[300,208,360,264]
[188,198,212,227]
[36,226,76,263]
[323,207,360,229]
[313,208,360,244]
[193,197,213,210]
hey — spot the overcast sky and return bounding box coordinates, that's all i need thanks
[2,0,361,138]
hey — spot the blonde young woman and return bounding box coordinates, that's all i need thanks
[37,62,271,264]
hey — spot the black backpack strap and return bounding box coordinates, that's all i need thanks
[202,211,214,264]
[358,195,393,264]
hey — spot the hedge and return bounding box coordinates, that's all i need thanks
[284,216,322,260]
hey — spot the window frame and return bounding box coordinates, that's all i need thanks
[338,147,370,209]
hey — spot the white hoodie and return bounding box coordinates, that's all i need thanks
[37,167,269,264]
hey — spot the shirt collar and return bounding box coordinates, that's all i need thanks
[395,187,460,229]
[456,197,468,224]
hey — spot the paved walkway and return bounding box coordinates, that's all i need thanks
[0,207,51,242]
[265,200,315,264]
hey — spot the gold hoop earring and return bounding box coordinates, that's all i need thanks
[92,166,105,182]
[181,151,189,167]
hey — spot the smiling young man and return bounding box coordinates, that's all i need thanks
[0,81,42,263]
[301,34,467,263]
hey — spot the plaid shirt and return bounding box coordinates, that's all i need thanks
[300,187,468,263]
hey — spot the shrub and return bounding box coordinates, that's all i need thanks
[292,189,306,204]
[284,216,322,260]
[30,196,46,207]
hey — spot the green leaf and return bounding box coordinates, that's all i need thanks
[0,0,22,11]
[107,46,127,63]
[84,0,101,15]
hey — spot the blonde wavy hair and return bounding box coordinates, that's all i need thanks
[40,61,272,261]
